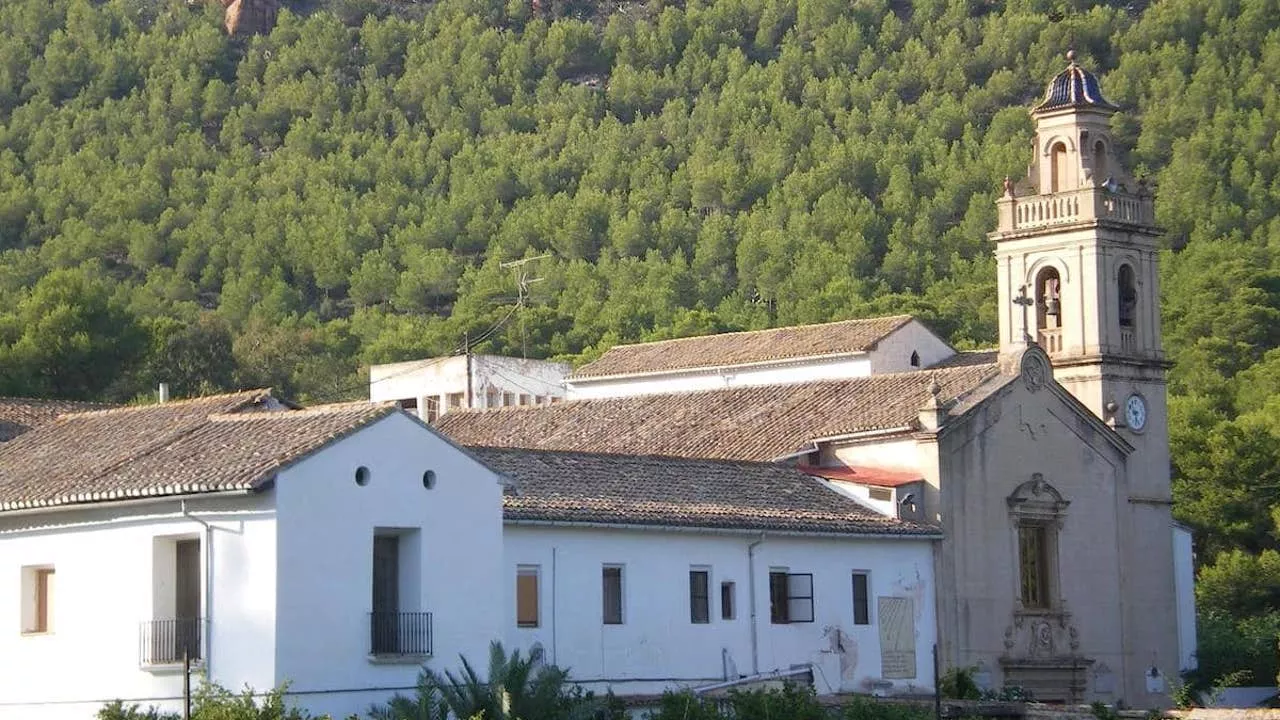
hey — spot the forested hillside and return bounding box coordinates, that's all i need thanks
[3,0,1280,687]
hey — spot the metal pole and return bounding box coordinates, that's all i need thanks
[933,644,942,720]
[183,648,191,720]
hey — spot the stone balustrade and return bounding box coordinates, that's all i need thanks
[997,187,1154,233]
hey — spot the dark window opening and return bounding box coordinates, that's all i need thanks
[852,572,870,625]
[910,351,920,367]
[690,570,710,624]
[721,581,736,620]
[1118,264,1137,329]
[602,566,623,625]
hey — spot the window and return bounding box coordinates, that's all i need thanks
[602,566,624,625]
[1008,473,1067,613]
[147,537,200,663]
[1050,141,1069,193]
[869,487,892,502]
[519,394,533,406]
[503,392,515,407]
[21,566,54,634]
[689,569,710,624]
[1018,524,1051,609]
[909,351,920,368]
[1118,264,1137,329]
[446,393,465,411]
[424,397,439,423]
[398,398,418,411]
[486,389,500,408]
[769,571,814,624]
[371,529,424,655]
[852,572,870,625]
[720,581,736,620]
[516,566,540,628]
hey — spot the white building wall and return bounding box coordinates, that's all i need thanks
[1173,524,1197,672]
[567,356,874,400]
[868,323,956,374]
[370,355,570,415]
[502,525,937,697]
[0,495,277,720]
[273,412,505,720]
[831,439,921,470]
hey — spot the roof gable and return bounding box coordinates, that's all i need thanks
[571,315,915,380]
[438,362,998,462]
[473,447,937,537]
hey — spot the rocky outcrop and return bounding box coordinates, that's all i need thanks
[221,0,280,36]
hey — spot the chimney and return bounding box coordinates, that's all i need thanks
[158,383,170,404]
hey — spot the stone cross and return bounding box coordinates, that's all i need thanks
[1013,285,1035,344]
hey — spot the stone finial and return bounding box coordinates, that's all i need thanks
[918,376,947,432]
[1003,176,1015,197]
[1066,48,1077,64]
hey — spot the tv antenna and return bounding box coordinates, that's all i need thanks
[499,254,551,357]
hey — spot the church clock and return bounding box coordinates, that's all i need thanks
[1125,393,1147,432]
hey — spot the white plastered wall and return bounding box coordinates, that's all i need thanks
[502,525,937,697]
[0,495,277,720]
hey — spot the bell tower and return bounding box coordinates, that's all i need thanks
[991,52,1179,702]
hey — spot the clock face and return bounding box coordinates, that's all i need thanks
[1125,394,1147,431]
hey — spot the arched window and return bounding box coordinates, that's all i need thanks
[1034,267,1062,352]
[1118,264,1137,329]
[1093,140,1107,183]
[910,351,920,368]
[1050,142,1069,193]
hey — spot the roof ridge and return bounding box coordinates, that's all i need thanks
[53,389,272,419]
[207,403,396,422]
[598,314,914,352]
[472,445,807,469]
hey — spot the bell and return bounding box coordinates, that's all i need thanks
[1046,298,1060,316]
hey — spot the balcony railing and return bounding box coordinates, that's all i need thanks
[1038,327,1063,354]
[370,611,432,656]
[140,617,203,666]
[1120,327,1137,352]
[997,187,1155,233]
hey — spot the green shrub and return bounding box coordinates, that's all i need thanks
[728,683,828,720]
[938,666,981,701]
[840,695,933,720]
[646,691,725,720]
[98,684,323,720]
[369,641,615,720]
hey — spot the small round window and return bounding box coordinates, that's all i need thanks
[355,466,371,486]
[423,470,437,489]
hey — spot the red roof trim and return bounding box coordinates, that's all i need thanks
[797,464,923,488]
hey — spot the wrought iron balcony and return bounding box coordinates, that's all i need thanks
[140,617,203,666]
[369,611,432,657]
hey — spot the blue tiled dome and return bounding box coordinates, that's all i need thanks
[1034,52,1118,112]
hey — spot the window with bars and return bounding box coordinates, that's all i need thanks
[1018,524,1051,609]
[689,569,710,624]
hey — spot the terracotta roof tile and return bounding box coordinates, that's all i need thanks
[438,363,999,461]
[0,392,397,511]
[571,315,915,379]
[0,397,112,442]
[473,447,937,536]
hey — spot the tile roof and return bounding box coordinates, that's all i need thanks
[472,447,938,537]
[0,397,112,442]
[0,391,397,512]
[571,315,915,379]
[438,363,999,462]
